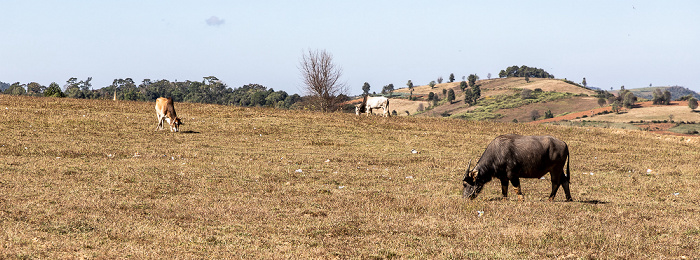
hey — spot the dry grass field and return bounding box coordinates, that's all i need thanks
[1,95,699,259]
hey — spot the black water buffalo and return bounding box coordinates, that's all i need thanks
[462,134,573,202]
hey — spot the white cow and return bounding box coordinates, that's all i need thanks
[355,96,390,117]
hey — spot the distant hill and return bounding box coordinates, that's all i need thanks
[388,77,598,121]
[0,81,9,92]
[625,86,700,100]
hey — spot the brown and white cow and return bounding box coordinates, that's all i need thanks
[155,97,182,132]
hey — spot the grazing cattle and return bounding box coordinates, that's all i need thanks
[155,97,182,132]
[462,134,572,202]
[355,96,390,117]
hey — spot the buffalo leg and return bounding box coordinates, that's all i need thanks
[500,178,509,197]
[549,171,573,202]
[548,182,561,202]
[561,173,573,201]
[511,178,525,201]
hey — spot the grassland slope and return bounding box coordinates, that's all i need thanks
[1,95,699,259]
[391,77,596,118]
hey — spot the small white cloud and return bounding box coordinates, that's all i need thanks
[206,16,225,26]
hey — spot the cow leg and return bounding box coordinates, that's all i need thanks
[500,178,509,198]
[156,115,164,131]
[510,178,525,201]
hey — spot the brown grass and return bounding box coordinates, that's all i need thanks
[1,95,699,258]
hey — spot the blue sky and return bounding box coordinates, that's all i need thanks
[2,1,699,95]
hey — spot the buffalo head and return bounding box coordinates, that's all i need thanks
[462,159,487,199]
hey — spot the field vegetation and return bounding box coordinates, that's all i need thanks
[1,95,699,258]
[452,91,574,121]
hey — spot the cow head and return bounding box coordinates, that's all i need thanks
[170,117,182,132]
[355,95,368,115]
[462,159,486,199]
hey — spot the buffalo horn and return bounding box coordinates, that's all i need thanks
[463,159,473,180]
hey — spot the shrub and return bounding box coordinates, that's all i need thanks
[530,110,540,121]
[688,97,698,110]
[544,110,554,119]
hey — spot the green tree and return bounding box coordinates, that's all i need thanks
[652,89,665,105]
[471,84,481,101]
[623,92,636,109]
[5,82,26,95]
[459,81,467,91]
[437,76,443,84]
[362,82,371,95]
[381,84,395,96]
[582,77,587,88]
[597,97,606,107]
[429,81,436,89]
[678,94,694,101]
[447,89,455,103]
[663,90,672,105]
[449,73,455,83]
[266,91,288,107]
[464,88,473,104]
[26,82,45,96]
[44,82,64,97]
[544,110,554,119]
[688,97,698,110]
[64,78,83,98]
[467,74,478,87]
[407,80,414,98]
[428,92,435,101]
[498,70,506,78]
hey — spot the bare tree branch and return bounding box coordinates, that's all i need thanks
[299,49,347,112]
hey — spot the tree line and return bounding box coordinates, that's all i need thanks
[498,65,554,79]
[0,77,302,109]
